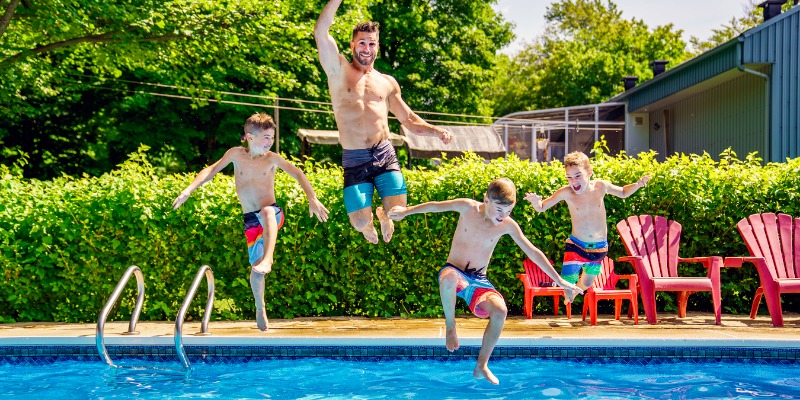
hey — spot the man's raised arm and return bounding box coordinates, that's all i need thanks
[314,0,344,74]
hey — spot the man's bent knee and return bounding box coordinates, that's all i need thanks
[348,208,373,231]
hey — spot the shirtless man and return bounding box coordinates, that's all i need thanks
[388,178,582,384]
[314,0,452,244]
[525,151,650,303]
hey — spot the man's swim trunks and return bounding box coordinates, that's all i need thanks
[342,140,407,213]
[438,263,504,319]
[561,235,608,284]
[243,204,285,267]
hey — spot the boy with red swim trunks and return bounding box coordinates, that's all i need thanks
[173,113,329,331]
[388,178,581,385]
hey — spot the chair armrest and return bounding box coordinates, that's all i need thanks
[616,256,651,278]
[723,256,764,268]
[517,273,534,290]
[615,274,638,292]
[678,256,723,269]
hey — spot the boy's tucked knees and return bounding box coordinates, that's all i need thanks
[438,270,461,289]
[259,206,277,220]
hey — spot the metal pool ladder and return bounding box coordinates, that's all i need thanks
[96,265,145,366]
[175,265,215,369]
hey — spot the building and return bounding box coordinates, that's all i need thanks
[496,2,799,163]
[610,1,799,162]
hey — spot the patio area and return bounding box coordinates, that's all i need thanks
[2,312,798,346]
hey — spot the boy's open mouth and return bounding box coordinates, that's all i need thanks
[572,184,582,192]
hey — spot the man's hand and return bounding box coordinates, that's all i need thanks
[438,129,452,144]
[309,198,330,222]
[387,205,408,221]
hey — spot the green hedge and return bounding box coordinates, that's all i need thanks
[1,147,798,323]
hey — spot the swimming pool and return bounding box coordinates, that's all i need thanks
[2,346,799,399]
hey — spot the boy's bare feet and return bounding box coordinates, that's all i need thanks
[255,309,269,332]
[376,206,394,242]
[445,325,460,351]
[361,224,379,244]
[474,365,499,385]
[252,257,273,275]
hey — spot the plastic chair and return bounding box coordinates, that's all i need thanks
[581,257,639,326]
[616,215,722,325]
[517,258,572,319]
[725,213,800,327]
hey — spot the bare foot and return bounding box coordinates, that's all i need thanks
[255,309,269,332]
[474,365,499,385]
[252,256,273,275]
[375,206,394,242]
[445,325,460,351]
[361,224,379,244]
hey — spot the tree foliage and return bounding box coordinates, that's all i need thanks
[0,0,511,179]
[490,0,690,116]
[688,0,795,55]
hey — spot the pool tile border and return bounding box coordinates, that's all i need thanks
[2,345,800,365]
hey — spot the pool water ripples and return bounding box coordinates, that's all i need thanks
[1,358,799,399]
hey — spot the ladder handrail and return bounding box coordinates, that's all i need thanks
[175,265,215,369]
[96,265,145,366]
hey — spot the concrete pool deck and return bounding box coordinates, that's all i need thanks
[2,312,799,347]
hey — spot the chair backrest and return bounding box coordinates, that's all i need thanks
[523,258,556,285]
[616,215,682,278]
[590,257,619,290]
[736,213,800,279]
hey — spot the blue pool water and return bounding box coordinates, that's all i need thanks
[1,358,799,399]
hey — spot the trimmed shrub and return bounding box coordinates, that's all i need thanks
[1,147,798,323]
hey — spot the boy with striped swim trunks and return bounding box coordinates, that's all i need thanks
[173,113,329,331]
[525,151,650,304]
[388,178,581,385]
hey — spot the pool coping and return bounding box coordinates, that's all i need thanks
[2,336,800,348]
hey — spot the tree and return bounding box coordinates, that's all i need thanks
[1,0,512,179]
[689,0,794,55]
[489,0,690,116]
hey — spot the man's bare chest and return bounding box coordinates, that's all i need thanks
[336,73,392,103]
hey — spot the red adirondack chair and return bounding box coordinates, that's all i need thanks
[517,258,572,319]
[616,215,722,325]
[581,257,639,326]
[725,213,800,327]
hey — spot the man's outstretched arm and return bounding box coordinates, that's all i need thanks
[314,0,344,74]
[386,76,452,144]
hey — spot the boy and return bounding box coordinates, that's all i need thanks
[172,113,329,331]
[524,151,650,303]
[388,178,581,385]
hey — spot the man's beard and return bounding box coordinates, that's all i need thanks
[355,52,374,66]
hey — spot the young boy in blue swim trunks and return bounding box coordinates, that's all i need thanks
[525,151,650,304]
[388,178,581,385]
[173,113,329,331]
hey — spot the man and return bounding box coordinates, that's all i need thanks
[314,0,452,244]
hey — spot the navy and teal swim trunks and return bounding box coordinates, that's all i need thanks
[342,140,407,213]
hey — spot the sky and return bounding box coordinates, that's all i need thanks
[493,0,756,55]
